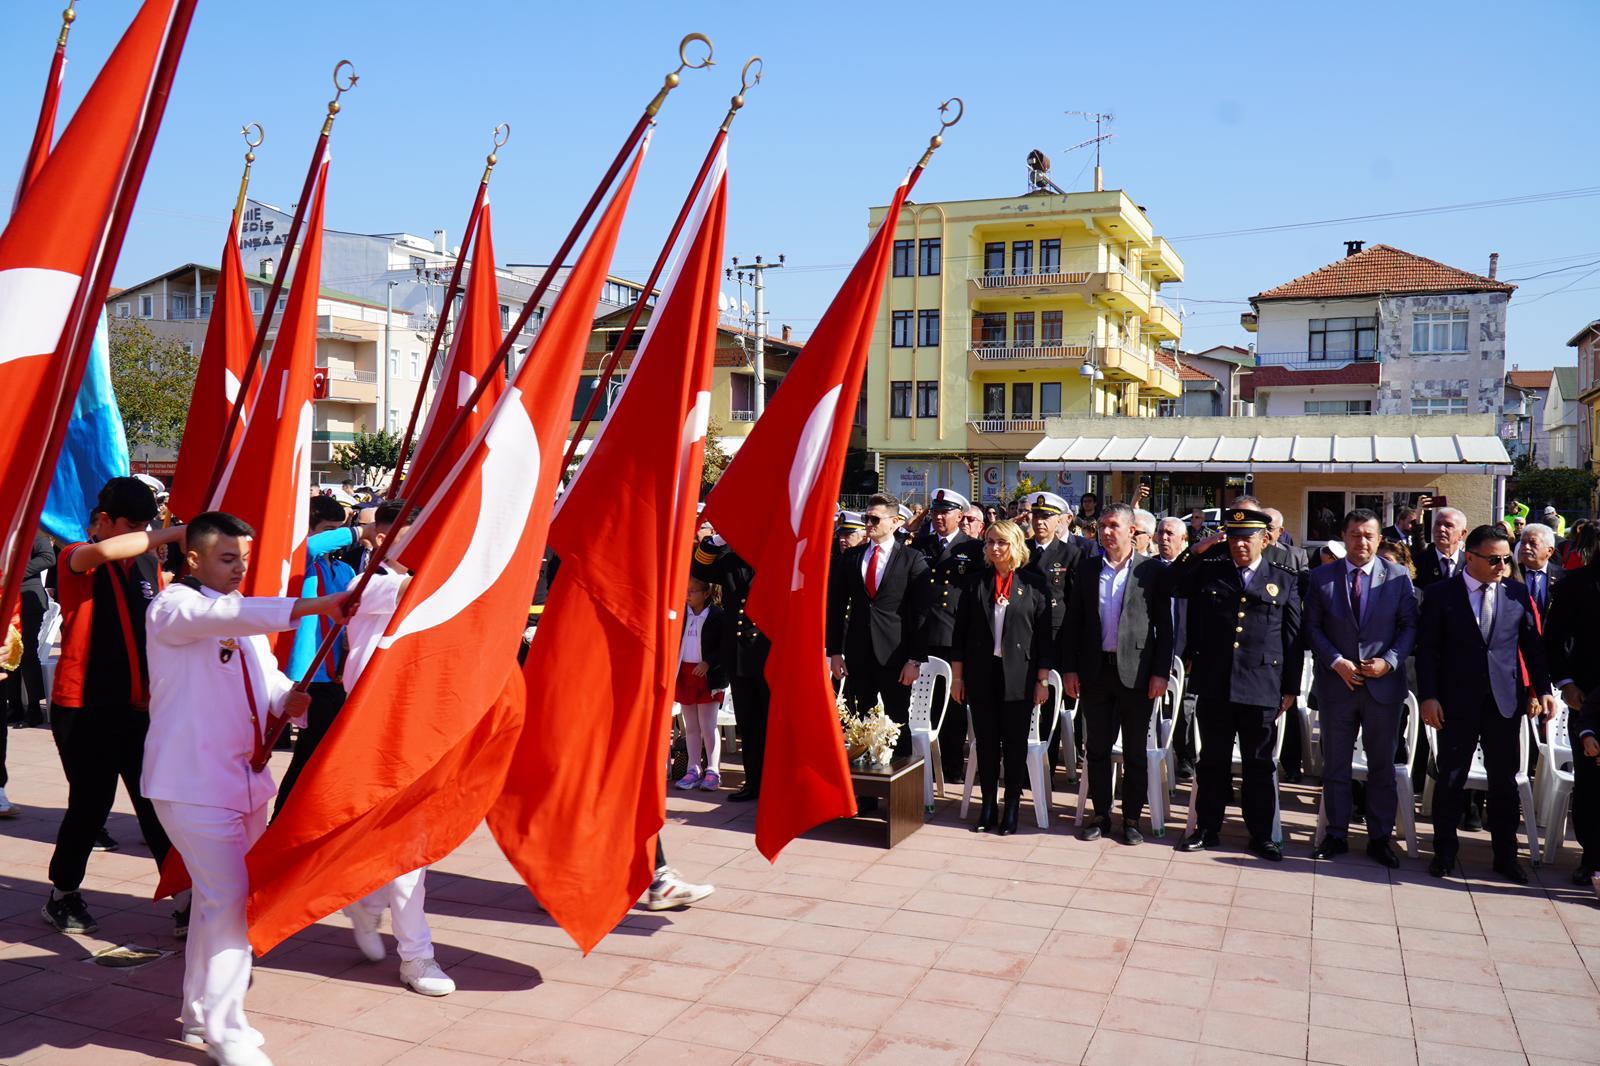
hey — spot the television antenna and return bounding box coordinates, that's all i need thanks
[1064,110,1114,190]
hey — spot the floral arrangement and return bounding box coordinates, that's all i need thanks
[1,623,21,674]
[837,691,901,767]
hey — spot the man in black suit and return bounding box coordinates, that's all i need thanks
[8,534,54,728]
[1264,508,1310,573]
[1020,492,1083,641]
[1384,506,1420,545]
[1169,508,1303,862]
[912,488,984,781]
[691,538,771,802]
[1543,555,1600,883]
[1061,503,1173,845]
[1409,497,1467,590]
[1514,522,1564,617]
[828,493,930,755]
[1417,525,1556,883]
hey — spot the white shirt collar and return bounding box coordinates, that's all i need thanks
[1464,573,1497,594]
[1344,558,1377,578]
[1101,552,1134,574]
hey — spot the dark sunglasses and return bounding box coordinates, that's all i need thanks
[1469,551,1512,567]
[863,514,890,526]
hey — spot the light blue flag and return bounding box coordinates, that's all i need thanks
[40,311,131,543]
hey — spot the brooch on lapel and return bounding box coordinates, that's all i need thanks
[218,637,239,664]
[1265,583,1280,597]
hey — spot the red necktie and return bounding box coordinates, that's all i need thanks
[865,545,881,597]
[1349,568,1362,622]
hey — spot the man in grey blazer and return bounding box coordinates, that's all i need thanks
[1304,507,1419,867]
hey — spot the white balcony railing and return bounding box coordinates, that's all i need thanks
[729,408,756,422]
[1255,350,1378,371]
[967,417,1046,434]
[968,341,1093,362]
[317,366,378,383]
[970,267,1091,290]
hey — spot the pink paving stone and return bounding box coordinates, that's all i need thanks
[1307,992,1414,1039]
[1306,1024,1418,1066]
[1081,1027,1200,1066]
[749,1016,876,1066]
[850,1032,972,1066]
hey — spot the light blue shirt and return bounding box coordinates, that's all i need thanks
[287,526,357,683]
[1098,554,1134,652]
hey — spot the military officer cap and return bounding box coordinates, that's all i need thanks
[836,510,865,531]
[928,488,970,513]
[1029,491,1069,516]
[1223,508,1272,536]
[898,504,914,521]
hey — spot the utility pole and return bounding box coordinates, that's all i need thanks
[727,253,783,419]
[384,280,399,433]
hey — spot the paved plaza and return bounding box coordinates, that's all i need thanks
[2,726,1599,1065]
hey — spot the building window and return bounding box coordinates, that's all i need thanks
[974,312,1006,348]
[984,242,1005,277]
[409,352,421,379]
[1012,241,1033,277]
[1303,400,1374,416]
[1041,381,1063,418]
[184,342,195,357]
[891,310,913,348]
[573,374,626,421]
[139,294,153,317]
[115,302,130,319]
[199,294,213,317]
[388,407,401,432]
[388,349,400,377]
[1013,312,1035,348]
[730,374,755,419]
[1411,396,1468,415]
[250,290,263,314]
[1012,382,1034,419]
[1309,317,1376,360]
[1039,239,1061,275]
[918,238,941,276]
[499,304,511,330]
[916,309,940,347]
[1412,311,1469,354]
[1041,310,1063,347]
[916,381,939,418]
[1157,398,1180,417]
[275,295,287,313]
[171,294,188,319]
[890,380,912,418]
[409,255,425,270]
[983,383,1005,419]
[892,239,913,277]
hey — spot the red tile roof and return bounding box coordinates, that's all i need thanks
[1251,244,1515,303]
[1157,351,1213,383]
[1506,370,1553,390]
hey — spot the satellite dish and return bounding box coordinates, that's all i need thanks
[717,293,730,314]
[741,300,751,317]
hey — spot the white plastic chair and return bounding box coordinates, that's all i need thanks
[1294,651,1322,778]
[37,593,61,703]
[1056,691,1081,786]
[1183,702,1289,844]
[1536,706,1576,862]
[907,657,952,809]
[1421,714,1542,865]
[1314,692,1421,856]
[1026,671,1062,828]
[1075,696,1168,835]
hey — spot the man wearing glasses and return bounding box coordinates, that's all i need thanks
[912,489,986,784]
[1417,524,1556,883]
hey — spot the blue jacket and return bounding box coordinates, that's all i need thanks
[1416,573,1549,719]
[287,527,356,683]
[1304,558,1418,709]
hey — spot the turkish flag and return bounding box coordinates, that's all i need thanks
[0,0,179,609]
[244,145,646,956]
[702,166,921,860]
[12,28,66,209]
[211,156,328,602]
[167,214,258,521]
[490,142,728,952]
[404,197,505,508]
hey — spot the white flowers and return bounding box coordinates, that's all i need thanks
[838,692,901,767]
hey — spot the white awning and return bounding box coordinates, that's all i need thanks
[1022,431,1512,475]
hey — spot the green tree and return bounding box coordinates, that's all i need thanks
[700,417,732,493]
[108,318,198,453]
[1007,474,1049,504]
[331,426,406,487]
[1512,467,1596,513]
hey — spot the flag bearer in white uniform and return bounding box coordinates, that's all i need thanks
[142,511,350,1066]
[338,498,455,996]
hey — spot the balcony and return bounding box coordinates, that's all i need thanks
[965,414,1049,452]
[1146,300,1182,341]
[966,339,1092,372]
[1145,362,1181,399]
[1254,350,1379,371]
[730,408,755,423]
[318,366,379,405]
[967,267,1093,302]
[1097,344,1154,382]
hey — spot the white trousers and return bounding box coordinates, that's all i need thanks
[151,798,268,1048]
[680,701,721,773]
[357,868,432,962]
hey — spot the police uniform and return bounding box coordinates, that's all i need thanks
[1019,492,1082,640]
[691,537,770,801]
[1167,509,1302,859]
[911,489,984,780]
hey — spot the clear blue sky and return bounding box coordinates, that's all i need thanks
[4,0,1597,367]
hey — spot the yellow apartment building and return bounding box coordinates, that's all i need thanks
[864,186,1183,506]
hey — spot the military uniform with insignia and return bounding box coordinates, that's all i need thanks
[1018,492,1082,640]
[1166,508,1303,861]
[911,488,985,781]
[691,537,771,802]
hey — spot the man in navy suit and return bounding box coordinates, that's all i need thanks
[1417,524,1557,883]
[1304,508,1419,867]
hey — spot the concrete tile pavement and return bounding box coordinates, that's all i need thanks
[2,726,1600,1064]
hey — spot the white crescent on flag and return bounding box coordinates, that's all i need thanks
[788,386,841,538]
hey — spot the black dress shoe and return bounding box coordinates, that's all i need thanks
[974,799,998,833]
[997,797,1021,836]
[1177,830,1217,853]
[1121,825,1143,847]
[1079,821,1103,842]
[1463,805,1484,832]
[1493,859,1530,885]
[92,829,118,853]
[1572,866,1595,886]
[1366,839,1401,869]
[1248,839,1284,862]
[1311,836,1348,861]
[727,786,759,803]
[1428,855,1455,878]
[1176,762,1195,783]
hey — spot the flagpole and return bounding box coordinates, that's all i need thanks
[0,0,199,632]
[13,1,75,207]
[255,33,716,765]
[233,122,264,233]
[200,60,359,508]
[383,123,509,500]
[562,56,762,475]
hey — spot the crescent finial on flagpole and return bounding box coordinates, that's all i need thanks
[322,60,359,135]
[58,1,76,47]
[647,33,715,117]
[917,97,964,169]
[234,123,265,230]
[483,123,511,183]
[720,57,763,132]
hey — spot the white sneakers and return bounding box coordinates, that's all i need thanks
[343,904,386,962]
[0,786,16,817]
[183,1025,265,1049]
[204,1039,273,1066]
[646,868,715,911]
[399,956,456,996]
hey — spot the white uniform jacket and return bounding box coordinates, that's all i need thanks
[142,581,298,814]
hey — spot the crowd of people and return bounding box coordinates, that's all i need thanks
[4,471,1600,1064]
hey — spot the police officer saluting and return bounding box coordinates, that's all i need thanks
[1168,508,1303,861]
[912,488,985,784]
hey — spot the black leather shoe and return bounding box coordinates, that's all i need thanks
[973,799,998,833]
[1311,836,1348,861]
[1176,762,1195,783]
[997,797,1021,836]
[1248,839,1284,862]
[1428,855,1455,878]
[1177,831,1217,853]
[727,787,759,803]
[1079,821,1103,842]
[1572,866,1595,886]
[1366,839,1401,869]
[1121,825,1143,847]
[1463,806,1484,833]
[1493,859,1530,885]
